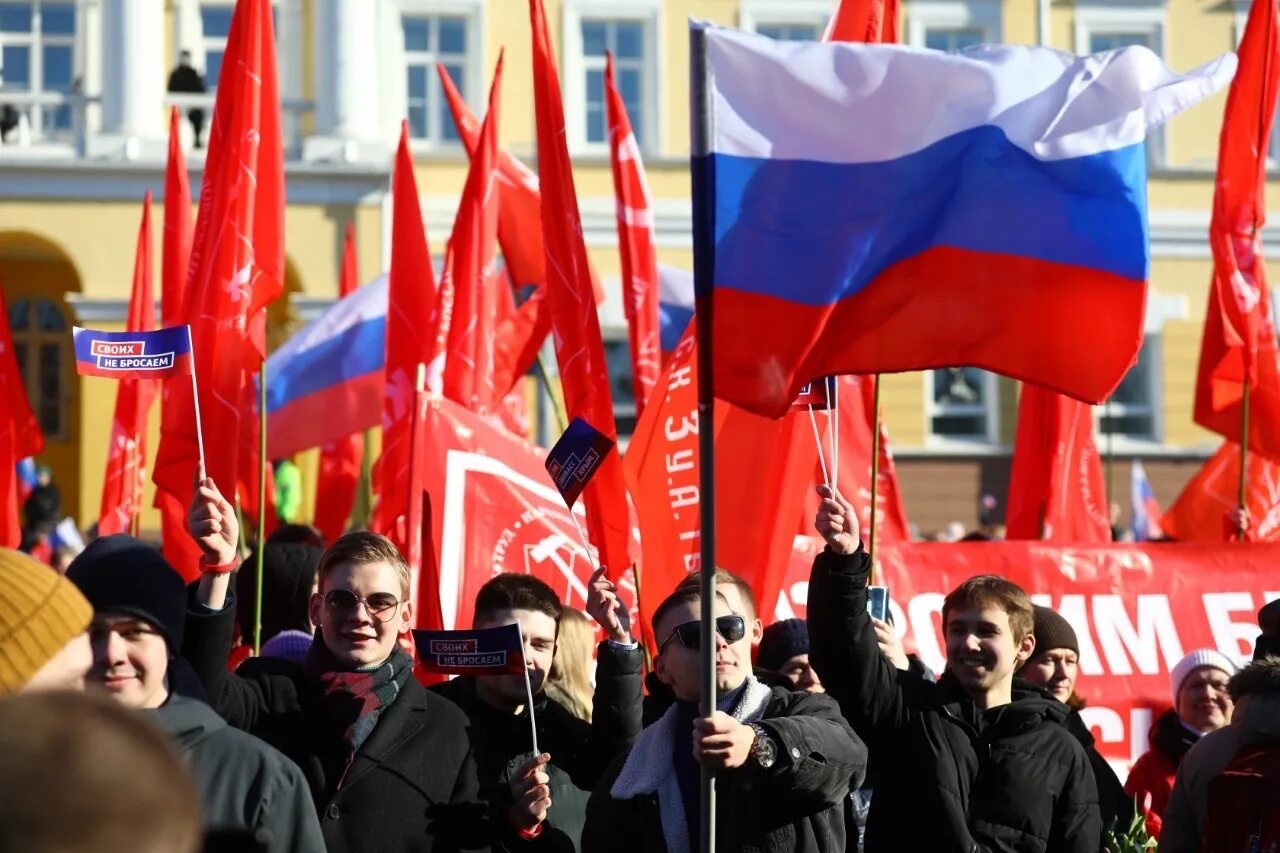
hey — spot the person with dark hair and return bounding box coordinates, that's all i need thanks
[67,534,324,852]
[433,568,642,851]
[1016,605,1134,837]
[167,50,206,147]
[807,485,1100,853]
[234,542,322,646]
[582,583,866,852]
[266,523,327,550]
[0,690,203,853]
[758,617,823,693]
[182,477,488,853]
[1161,655,1280,853]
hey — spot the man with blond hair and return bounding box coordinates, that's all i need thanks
[807,485,1099,853]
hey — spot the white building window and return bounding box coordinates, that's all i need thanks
[402,14,469,143]
[907,0,1001,51]
[928,368,999,443]
[740,0,831,41]
[1097,337,1160,442]
[0,1,76,139]
[1074,4,1167,167]
[563,1,659,154]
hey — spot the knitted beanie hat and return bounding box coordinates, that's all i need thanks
[259,629,313,664]
[66,535,187,653]
[757,618,810,673]
[1029,605,1079,658]
[0,548,93,696]
[1170,648,1238,707]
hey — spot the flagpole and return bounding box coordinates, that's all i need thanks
[185,324,207,475]
[517,618,541,757]
[867,375,882,580]
[254,353,268,654]
[1105,399,1115,513]
[1238,381,1250,543]
[690,23,717,853]
[534,352,567,437]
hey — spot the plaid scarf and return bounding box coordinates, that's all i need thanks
[304,634,413,760]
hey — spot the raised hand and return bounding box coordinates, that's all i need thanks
[814,484,859,555]
[187,470,239,568]
[508,753,553,831]
[585,565,632,644]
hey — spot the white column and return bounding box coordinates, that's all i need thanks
[277,0,305,156]
[312,0,382,141]
[99,0,165,146]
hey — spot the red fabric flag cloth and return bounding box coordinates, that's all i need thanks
[529,0,632,578]
[797,375,910,544]
[156,106,201,577]
[370,123,447,554]
[1194,0,1280,459]
[442,53,504,414]
[1163,441,1280,542]
[824,0,899,43]
[235,381,277,539]
[1006,383,1111,542]
[405,389,443,634]
[153,0,284,530]
[0,286,45,548]
[605,52,662,417]
[313,222,365,545]
[624,328,819,647]
[438,64,605,397]
[98,194,160,537]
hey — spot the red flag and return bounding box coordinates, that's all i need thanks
[438,64,604,397]
[529,0,631,577]
[156,106,201,577]
[625,328,819,644]
[442,53,504,414]
[154,0,284,533]
[405,387,443,633]
[370,123,447,553]
[798,376,910,544]
[0,285,44,548]
[1163,441,1280,542]
[313,222,365,545]
[1006,384,1111,542]
[824,0,899,43]
[98,194,160,537]
[605,52,662,417]
[1194,0,1280,458]
[235,381,277,538]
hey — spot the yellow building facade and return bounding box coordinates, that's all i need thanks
[0,0,1259,534]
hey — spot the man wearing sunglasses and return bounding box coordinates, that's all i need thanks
[182,476,488,853]
[807,485,1101,853]
[432,569,642,851]
[582,584,866,852]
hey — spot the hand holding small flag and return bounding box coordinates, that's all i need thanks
[507,753,553,836]
[585,565,631,644]
[187,475,239,571]
[814,484,859,556]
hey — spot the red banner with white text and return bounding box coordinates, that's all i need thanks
[779,537,1280,772]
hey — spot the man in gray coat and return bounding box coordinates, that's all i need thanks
[68,535,324,853]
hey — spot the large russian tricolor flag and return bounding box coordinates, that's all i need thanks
[691,27,1235,418]
[265,275,386,459]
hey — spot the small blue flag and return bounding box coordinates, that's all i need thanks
[413,624,527,676]
[545,416,616,508]
[73,325,193,379]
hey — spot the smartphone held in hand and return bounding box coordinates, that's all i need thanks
[868,585,892,624]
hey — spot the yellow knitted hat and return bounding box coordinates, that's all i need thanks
[0,548,93,696]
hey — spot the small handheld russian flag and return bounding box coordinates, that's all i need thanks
[412,624,527,677]
[1131,459,1163,541]
[545,417,616,509]
[73,326,194,380]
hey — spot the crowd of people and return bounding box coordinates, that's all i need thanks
[1,474,1278,853]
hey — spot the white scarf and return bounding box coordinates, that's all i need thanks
[610,676,774,853]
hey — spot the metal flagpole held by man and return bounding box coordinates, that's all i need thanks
[689,21,717,853]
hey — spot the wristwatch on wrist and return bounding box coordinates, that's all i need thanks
[748,723,777,769]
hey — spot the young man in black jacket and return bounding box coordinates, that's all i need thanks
[807,485,1100,853]
[184,476,488,853]
[432,570,642,851]
[583,583,866,852]
[67,534,324,853]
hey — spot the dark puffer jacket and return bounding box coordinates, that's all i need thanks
[432,641,643,852]
[1060,704,1135,836]
[808,546,1101,853]
[582,682,867,853]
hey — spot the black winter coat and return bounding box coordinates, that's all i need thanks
[432,641,643,852]
[807,547,1101,853]
[183,593,489,853]
[582,683,867,853]
[1061,704,1135,835]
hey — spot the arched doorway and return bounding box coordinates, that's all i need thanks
[0,231,82,522]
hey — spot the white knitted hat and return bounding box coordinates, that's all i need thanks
[1170,648,1238,706]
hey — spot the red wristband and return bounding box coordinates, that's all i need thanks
[200,555,240,575]
[508,811,543,840]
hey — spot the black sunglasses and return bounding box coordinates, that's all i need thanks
[659,615,746,653]
[323,589,401,623]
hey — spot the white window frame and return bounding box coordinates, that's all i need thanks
[1074,3,1168,168]
[0,0,78,141]
[1094,336,1162,446]
[925,368,1001,447]
[739,0,831,40]
[562,0,660,156]
[906,0,1001,50]
[400,12,472,144]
